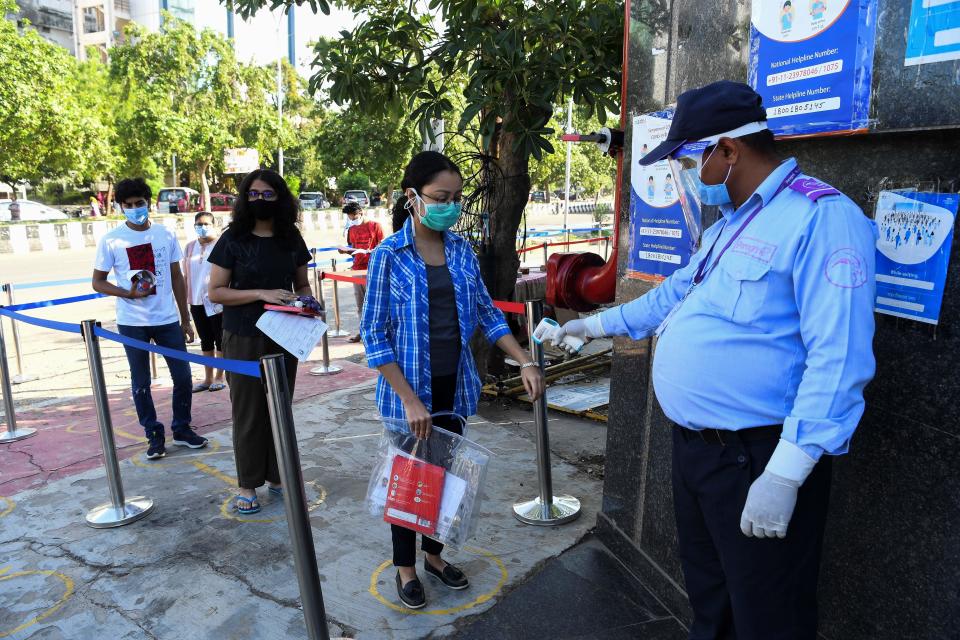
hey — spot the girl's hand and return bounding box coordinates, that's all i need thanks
[259,289,297,305]
[402,396,433,440]
[520,364,545,402]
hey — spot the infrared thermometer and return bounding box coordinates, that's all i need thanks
[532,317,585,354]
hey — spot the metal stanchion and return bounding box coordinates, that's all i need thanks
[542,242,550,266]
[261,354,331,640]
[3,284,36,384]
[604,236,611,260]
[80,320,154,528]
[513,300,581,526]
[327,258,349,338]
[308,329,341,376]
[150,350,159,379]
[0,313,36,442]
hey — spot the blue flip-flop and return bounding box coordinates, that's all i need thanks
[209,382,226,392]
[268,485,283,498]
[235,495,261,514]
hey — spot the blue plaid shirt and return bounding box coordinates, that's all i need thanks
[361,217,512,420]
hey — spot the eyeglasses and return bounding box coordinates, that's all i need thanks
[422,192,463,205]
[247,190,278,201]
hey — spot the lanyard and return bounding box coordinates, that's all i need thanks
[692,166,800,286]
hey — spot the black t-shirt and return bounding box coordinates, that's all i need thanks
[207,227,312,337]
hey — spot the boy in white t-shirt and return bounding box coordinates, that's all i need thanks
[92,178,207,460]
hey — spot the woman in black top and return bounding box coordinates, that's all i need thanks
[208,169,313,515]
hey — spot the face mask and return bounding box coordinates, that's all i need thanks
[195,225,210,238]
[694,146,733,206]
[249,200,276,220]
[409,190,461,232]
[123,205,149,225]
[345,217,361,228]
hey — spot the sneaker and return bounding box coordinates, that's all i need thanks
[145,433,166,460]
[172,427,208,449]
[395,572,426,609]
[424,559,469,590]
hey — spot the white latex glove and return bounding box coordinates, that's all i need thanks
[547,316,605,355]
[739,470,800,538]
[740,439,817,539]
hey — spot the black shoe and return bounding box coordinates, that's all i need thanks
[424,559,469,590]
[172,427,208,449]
[145,433,166,460]
[395,572,427,609]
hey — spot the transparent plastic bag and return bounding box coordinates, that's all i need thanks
[366,412,492,549]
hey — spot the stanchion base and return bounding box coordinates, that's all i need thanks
[512,494,582,526]
[309,365,343,376]
[0,426,37,443]
[327,329,350,338]
[85,497,155,529]
[11,374,37,385]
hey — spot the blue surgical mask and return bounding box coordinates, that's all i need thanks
[123,205,149,225]
[694,146,733,206]
[195,225,210,238]
[410,190,461,231]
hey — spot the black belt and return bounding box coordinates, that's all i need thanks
[677,424,782,446]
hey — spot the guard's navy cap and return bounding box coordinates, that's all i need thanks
[639,81,769,166]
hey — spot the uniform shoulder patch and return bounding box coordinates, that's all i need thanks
[789,176,841,201]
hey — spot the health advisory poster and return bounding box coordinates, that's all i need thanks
[626,112,699,282]
[905,0,960,66]
[874,190,957,324]
[748,0,878,136]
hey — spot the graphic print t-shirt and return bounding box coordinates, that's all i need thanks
[94,222,183,327]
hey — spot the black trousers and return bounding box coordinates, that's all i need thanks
[391,373,462,567]
[672,425,832,640]
[189,305,223,352]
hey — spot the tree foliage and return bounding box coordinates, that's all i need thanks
[109,15,278,206]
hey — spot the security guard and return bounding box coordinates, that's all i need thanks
[550,81,876,639]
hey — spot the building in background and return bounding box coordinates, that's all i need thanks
[10,0,78,53]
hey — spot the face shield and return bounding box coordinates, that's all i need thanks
[667,141,711,249]
[665,120,770,248]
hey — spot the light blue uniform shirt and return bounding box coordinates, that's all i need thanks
[599,158,876,461]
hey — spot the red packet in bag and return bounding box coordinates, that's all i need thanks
[383,450,445,536]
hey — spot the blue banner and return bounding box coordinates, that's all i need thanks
[748,0,878,136]
[905,0,960,66]
[626,112,700,281]
[874,190,957,325]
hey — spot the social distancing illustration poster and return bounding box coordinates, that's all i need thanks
[874,190,957,324]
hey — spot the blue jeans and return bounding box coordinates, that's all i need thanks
[117,322,193,436]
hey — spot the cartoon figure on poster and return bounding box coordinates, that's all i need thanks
[810,0,827,23]
[874,190,957,324]
[781,1,794,32]
[627,111,700,281]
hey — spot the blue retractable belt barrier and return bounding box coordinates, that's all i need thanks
[0,307,81,334]
[5,292,108,312]
[93,326,262,378]
[5,277,92,291]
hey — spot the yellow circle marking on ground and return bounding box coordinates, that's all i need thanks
[0,497,13,518]
[0,566,75,638]
[368,546,508,615]
[64,425,97,435]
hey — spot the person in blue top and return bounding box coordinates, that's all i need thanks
[362,151,545,610]
[548,81,876,639]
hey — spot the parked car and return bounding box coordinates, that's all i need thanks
[208,193,237,212]
[343,190,370,207]
[0,199,68,222]
[553,189,578,201]
[157,187,201,215]
[530,191,547,203]
[299,192,330,210]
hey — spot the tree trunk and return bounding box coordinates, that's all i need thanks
[199,160,211,211]
[545,184,551,203]
[473,106,534,378]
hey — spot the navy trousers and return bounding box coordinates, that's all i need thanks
[672,425,832,640]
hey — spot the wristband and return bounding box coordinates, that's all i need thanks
[519,362,539,370]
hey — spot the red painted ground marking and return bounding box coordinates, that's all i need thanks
[0,360,376,496]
